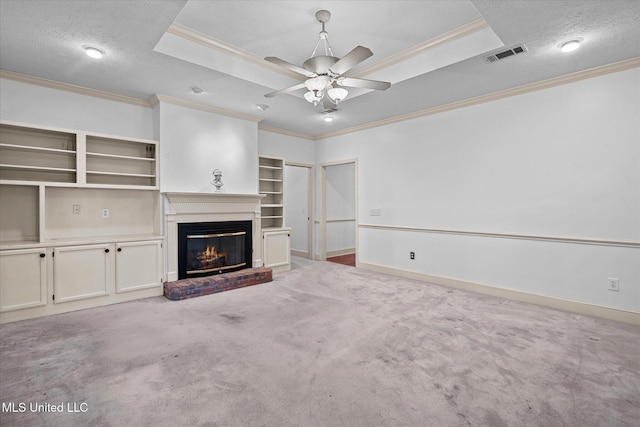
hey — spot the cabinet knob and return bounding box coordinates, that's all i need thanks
[40,253,46,258]
[105,248,110,253]
[117,247,122,252]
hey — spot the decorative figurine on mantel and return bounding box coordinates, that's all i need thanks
[211,169,225,192]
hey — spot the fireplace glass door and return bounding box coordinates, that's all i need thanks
[178,221,252,279]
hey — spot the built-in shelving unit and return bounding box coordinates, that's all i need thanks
[0,124,77,183]
[0,120,163,323]
[258,155,290,273]
[85,134,157,187]
[259,156,284,229]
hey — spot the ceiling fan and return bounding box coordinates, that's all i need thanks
[264,10,391,112]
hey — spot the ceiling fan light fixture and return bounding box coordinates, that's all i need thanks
[304,91,322,104]
[305,75,331,91]
[327,86,348,103]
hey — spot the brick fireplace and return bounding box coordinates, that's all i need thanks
[163,192,265,283]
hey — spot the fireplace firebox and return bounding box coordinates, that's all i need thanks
[177,221,252,280]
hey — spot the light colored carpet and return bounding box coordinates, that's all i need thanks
[1,258,638,426]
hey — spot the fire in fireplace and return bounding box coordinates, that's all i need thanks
[177,221,252,279]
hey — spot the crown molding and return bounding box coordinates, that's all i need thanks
[167,23,302,80]
[152,94,263,123]
[316,56,640,140]
[0,69,152,107]
[4,56,638,142]
[257,124,314,140]
[349,18,489,79]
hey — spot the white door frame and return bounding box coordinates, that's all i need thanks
[319,159,358,263]
[285,161,314,259]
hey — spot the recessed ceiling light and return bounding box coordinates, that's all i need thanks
[323,116,334,122]
[190,86,205,94]
[559,38,582,53]
[83,46,104,59]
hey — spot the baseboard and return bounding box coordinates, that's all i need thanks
[359,262,640,326]
[327,247,356,258]
[291,249,309,258]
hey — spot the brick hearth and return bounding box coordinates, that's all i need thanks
[164,267,273,301]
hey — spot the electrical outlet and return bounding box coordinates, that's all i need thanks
[370,208,381,216]
[73,204,81,215]
[102,209,110,219]
[608,278,619,292]
[410,251,415,260]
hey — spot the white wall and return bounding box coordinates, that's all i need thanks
[0,78,153,139]
[257,129,315,164]
[315,68,640,313]
[158,102,258,194]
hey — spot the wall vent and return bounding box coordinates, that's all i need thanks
[486,44,528,63]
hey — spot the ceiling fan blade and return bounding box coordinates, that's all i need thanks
[337,77,391,91]
[264,57,316,77]
[264,83,306,98]
[329,46,373,76]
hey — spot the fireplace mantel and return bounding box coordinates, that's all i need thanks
[163,192,265,282]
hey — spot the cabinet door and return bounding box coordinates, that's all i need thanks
[115,241,162,293]
[263,230,291,271]
[53,244,111,303]
[0,248,47,312]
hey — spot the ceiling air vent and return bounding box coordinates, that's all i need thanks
[486,44,528,63]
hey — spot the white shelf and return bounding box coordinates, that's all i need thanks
[86,152,155,162]
[259,165,283,170]
[0,164,75,173]
[0,143,76,155]
[260,191,282,195]
[259,178,283,182]
[262,215,284,219]
[86,170,156,178]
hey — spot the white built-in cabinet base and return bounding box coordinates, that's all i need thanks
[0,239,163,323]
[262,228,291,273]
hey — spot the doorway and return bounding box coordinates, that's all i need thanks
[284,162,314,259]
[320,160,357,266]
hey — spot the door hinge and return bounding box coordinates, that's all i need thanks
[52,294,55,301]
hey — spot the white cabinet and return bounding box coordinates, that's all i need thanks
[0,248,47,312]
[263,229,291,273]
[53,244,111,303]
[115,241,162,293]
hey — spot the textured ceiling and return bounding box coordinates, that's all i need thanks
[0,0,639,139]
